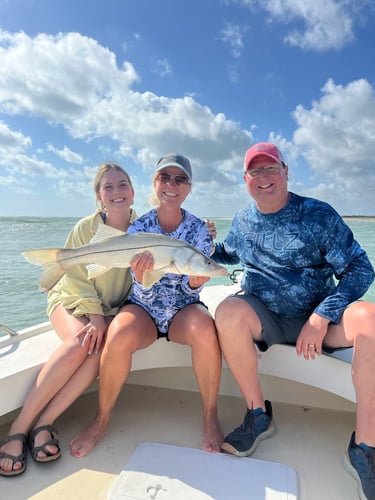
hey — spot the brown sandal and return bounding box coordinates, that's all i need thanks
[0,433,27,477]
[28,425,61,463]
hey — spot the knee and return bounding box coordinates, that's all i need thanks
[215,299,235,326]
[215,298,246,334]
[58,337,89,367]
[188,316,219,348]
[106,330,130,354]
[349,302,375,334]
[105,325,141,356]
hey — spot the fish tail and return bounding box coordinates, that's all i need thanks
[22,248,61,266]
[22,248,66,291]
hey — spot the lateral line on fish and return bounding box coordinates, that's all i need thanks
[57,243,194,264]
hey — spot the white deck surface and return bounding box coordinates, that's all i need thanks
[109,442,298,499]
[1,382,358,500]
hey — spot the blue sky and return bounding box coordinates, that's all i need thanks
[0,0,374,218]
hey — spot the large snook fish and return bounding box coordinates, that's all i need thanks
[22,228,228,292]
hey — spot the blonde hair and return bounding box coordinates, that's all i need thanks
[147,171,160,207]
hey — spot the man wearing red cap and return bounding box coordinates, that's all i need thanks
[212,142,375,500]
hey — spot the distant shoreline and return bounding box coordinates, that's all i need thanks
[209,216,375,221]
[343,216,375,221]
[1,215,375,221]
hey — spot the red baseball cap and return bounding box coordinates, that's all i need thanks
[244,142,285,172]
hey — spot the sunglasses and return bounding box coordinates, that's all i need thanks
[156,173,191,186]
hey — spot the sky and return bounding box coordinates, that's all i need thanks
[0,0,374,218]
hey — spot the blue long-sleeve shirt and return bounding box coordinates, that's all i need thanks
[127,208,212,333]
[213,193,374,324]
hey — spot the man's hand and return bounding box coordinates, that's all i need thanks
[296,313,330,360]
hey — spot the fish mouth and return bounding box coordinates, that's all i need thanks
[217,268,229,276]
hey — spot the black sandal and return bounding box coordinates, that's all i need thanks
[28,425,61,463]
[0,433,27,477]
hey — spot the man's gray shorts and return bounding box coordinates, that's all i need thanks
[231,293,342,353]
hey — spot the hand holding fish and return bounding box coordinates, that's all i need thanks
[131,252,154,284]
[188,275,210,289]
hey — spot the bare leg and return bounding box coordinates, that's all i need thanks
[215,297,265,410]
[169,304,223,453]
[70,305,157,458]
[0,306,91,472]
[30,351,102,459]
[324,301,375,446]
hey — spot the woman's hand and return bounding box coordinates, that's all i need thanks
[188,275,209,289]
[131,252,154,284]
[77,314,107,355]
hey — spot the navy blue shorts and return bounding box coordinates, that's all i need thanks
[122,299,208,341]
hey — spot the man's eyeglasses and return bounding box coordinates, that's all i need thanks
[245,164,281,178]
[156,173,191,186]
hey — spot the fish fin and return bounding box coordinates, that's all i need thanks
[90,224,125,244]
[38,265,66,292]
[142,269,165,288]
[142,265,175,288]
[22,248,66,291]
[87,264,111,279]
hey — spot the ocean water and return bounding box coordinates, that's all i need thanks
[0,216,374,332]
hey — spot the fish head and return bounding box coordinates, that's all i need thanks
[174,247,228,278]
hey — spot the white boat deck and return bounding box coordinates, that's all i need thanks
[0,282,360,499]
[1,382,358,500]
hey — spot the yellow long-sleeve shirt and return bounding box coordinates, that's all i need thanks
[47,209,137,318]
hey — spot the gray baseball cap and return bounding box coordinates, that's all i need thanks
[155,153,192,181]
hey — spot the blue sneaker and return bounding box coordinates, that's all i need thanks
[221,400,276,457]
[344,432,375,500]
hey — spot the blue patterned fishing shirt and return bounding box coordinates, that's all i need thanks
[127,208,212,333]
[213,193,374,324]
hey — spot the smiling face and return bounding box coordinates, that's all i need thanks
[243,155,289,213]
[97,168,134,213]
[154,166,191,208]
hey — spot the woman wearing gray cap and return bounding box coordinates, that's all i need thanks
[70,153,224,458]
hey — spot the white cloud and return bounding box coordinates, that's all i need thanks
[0,120,31,152]
[221,22,245,58]
[229,0,370,51]
[0,30,139,122]
[0,30,253,216]
[47,145,84,164]
[290,78,375,214]
[0,30,252,169]
[154,58,172,77]
[1,29,374,216]
[0,121,65,182]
